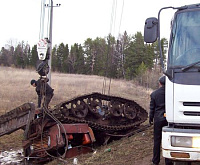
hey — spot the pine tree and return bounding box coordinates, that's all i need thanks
[0,47,9,66]
[14,43,24,68]
[68,43,84,74]
[83,37,108,76]
[62,44,69,73]
[56,43,65,72]
[30,45,38,68]
[83,38,95,74]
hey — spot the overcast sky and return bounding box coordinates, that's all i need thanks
[0,0,200,48]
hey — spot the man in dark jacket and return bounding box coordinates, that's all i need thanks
[30,79,54,108]
[149,76,172,165]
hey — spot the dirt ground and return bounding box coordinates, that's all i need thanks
[136,154,165,165]
[47,124,167,165]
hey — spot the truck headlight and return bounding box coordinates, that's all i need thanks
[171,136,200,148]
[192,137,200,148]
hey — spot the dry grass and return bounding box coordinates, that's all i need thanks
[0,66,153,164]
[0,66,151,112]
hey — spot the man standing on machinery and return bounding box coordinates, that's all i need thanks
[30,78,54,108]
[149,76,172,165]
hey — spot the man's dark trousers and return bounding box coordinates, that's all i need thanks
[152,120,168,164]
[44,93,53,108]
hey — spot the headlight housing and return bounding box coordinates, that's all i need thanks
[171,136,200,148]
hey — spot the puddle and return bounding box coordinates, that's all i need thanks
[0,149,24,165]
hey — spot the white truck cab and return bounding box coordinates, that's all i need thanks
[144,3,200,164]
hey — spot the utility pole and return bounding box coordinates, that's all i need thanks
[47,2,61,85]
[47,0,53,86]
[37,0,60,86]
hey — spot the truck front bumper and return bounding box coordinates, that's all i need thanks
[162,126,200,161]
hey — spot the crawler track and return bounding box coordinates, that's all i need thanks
[48,92,148,134]
[0,93,148,137]
[0,92,148,163]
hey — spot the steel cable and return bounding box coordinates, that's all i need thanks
[39,73,68,161]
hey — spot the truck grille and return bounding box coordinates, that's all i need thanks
[183,111,200,116]
[183,102,200,106]
[183,102,200,116]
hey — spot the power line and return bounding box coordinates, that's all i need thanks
[103,0,118,96]
[118,0,124,35]
[109,0,117,35]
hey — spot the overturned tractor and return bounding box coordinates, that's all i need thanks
[0,92,147,163]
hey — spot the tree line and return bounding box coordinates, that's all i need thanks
[0,31,167,88]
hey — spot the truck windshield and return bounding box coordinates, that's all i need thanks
[169,10,200,67]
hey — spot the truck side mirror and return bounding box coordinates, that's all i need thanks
[144,17,158,43]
